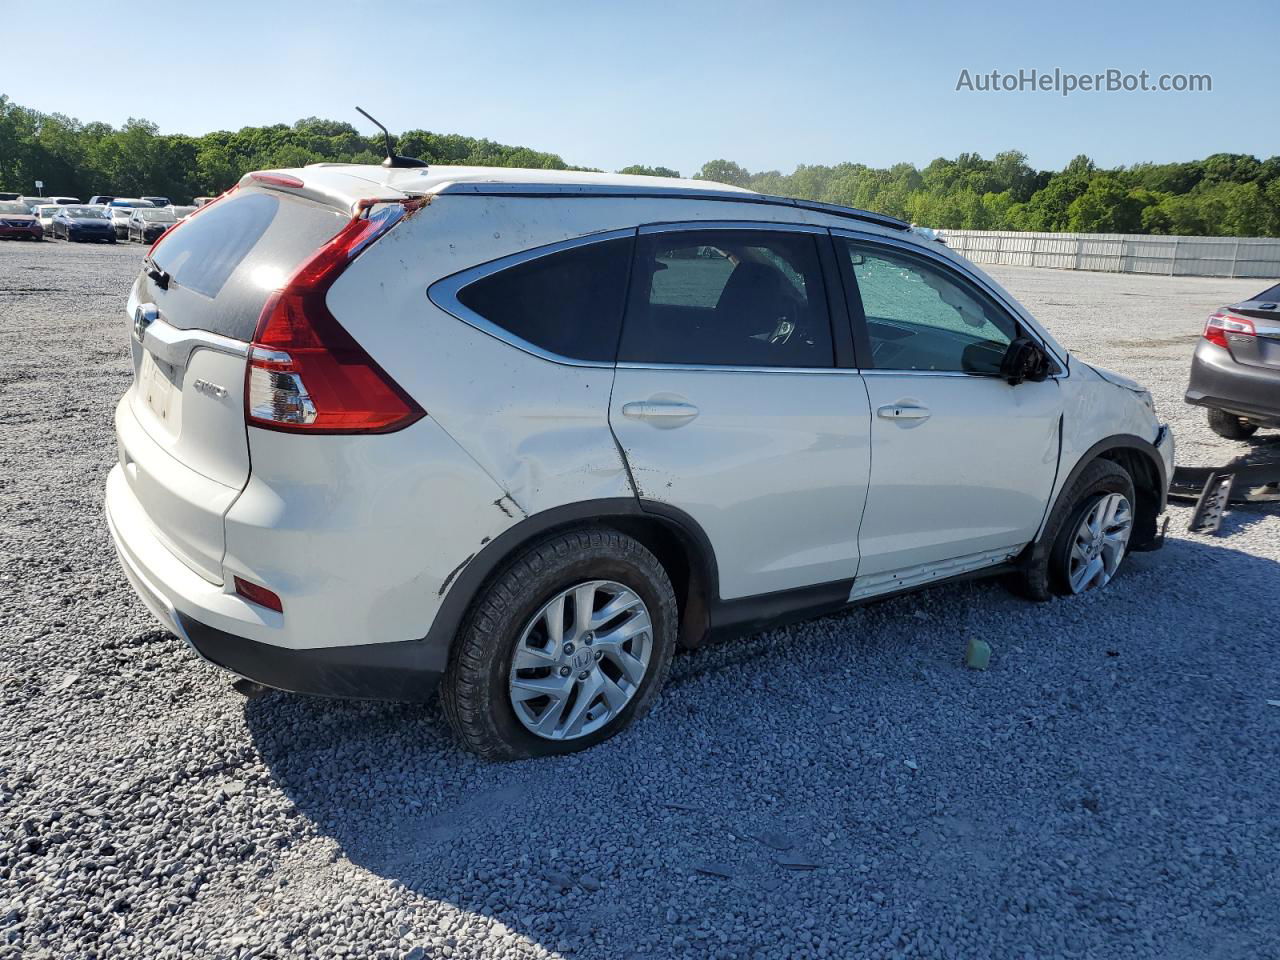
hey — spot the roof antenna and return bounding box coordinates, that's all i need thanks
[355,106,429,169]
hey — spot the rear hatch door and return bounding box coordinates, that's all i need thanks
[120,186,349,583]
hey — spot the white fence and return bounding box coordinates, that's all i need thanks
[936,229,1280,280]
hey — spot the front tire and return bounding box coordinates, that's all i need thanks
[1010,459,1136,600]
[1207,408,1258,440]
[441,527,677,760]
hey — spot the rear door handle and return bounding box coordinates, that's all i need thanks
[621,400,700,427]
[877,403,931,421]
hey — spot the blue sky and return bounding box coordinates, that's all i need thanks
[5,0,1276,176]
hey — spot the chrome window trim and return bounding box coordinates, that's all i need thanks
[828,226,1069,375]
[615,362,859,376]
[426,228,637,369]
[858,368,1003,379]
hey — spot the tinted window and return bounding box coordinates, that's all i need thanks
[841,240,1016,374]
[456,237,634,363]
[620,230,833,368]
[1250,282,1280,303]
[152,192,280,299]
[146,191,347,340]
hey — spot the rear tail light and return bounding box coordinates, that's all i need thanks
[246,201,424,434]
[234,576,283,613]
[1203,311,1255,349]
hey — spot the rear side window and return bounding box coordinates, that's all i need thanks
[455,237,634,363]
[619,230,834,368]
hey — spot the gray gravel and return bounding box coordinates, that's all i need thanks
[2,241,1278,960]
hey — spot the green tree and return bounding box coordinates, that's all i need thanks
[693,159,751,187]
[617,164,681,178]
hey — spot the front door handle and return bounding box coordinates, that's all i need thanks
[621,400,700,427]
[877,403,931,421]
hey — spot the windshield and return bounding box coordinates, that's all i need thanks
[65,206,108,218]
[139,209,176,222]
[0,202,31,214]
[36,206,59,216]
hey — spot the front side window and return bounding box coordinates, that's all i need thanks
[455,236,634,363]
[620,230,833,368]
[840,240,1016,374]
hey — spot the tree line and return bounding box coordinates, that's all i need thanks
[4,95,1278,237]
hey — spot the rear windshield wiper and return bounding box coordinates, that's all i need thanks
[144,257,171,291]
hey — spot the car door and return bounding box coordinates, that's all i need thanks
[609,223,871,601]
[833,233,1062,598]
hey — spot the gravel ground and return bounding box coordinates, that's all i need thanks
[2,240,1277,960]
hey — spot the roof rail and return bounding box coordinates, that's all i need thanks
[431,181,911,231]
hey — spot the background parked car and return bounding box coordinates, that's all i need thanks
[193,195,217,206]
[33,204,61,232]
[46,195,80,206]
[141,195,171,207]
[106,198,154,238]
[1185,282,1280,438]
[0,192,20,201]
[127,206,177,243]
[170,204,197,221]
[52,205,116,243]
[87,195,116,206]
[0,200,43,240]
[18,196,51,211]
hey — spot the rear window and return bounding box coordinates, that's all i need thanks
[145,189,347,340]
[455,237,634,362]
[1250,283,1280,303]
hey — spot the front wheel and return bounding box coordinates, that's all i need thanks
[441,527,677,760]
[1207,408,1258,440]
[1009,459,1136,600]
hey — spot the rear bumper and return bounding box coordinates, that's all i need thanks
[179,615,443,701]
[105,463,445,700]
[1185,341,1280,425]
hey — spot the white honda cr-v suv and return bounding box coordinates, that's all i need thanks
[106,163,1174,759]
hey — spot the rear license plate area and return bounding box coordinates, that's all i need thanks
[139,351,177,423]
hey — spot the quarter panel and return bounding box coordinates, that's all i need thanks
[222,418,516,649]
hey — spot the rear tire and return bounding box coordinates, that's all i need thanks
[441,527,677,761]
[1009,459,1136,601]
[1207,408,1258,440]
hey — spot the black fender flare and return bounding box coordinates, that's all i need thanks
[1033,432,1168,554]
[420,497,720,652]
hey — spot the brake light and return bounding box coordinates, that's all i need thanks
[148,184,240,256]
[249,172,305,189]
[1203,312,1255,349]
[234,576,283,613]
[245,202,424,434]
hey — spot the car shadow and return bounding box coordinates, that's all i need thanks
[244,534,1280,959]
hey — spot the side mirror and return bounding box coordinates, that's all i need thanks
[1000,337,1050,385]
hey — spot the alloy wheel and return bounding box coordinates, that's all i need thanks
[508,580,653,741]
[1068,493,1133,593]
